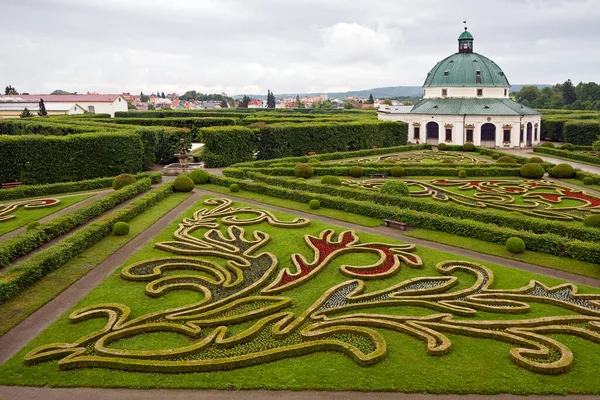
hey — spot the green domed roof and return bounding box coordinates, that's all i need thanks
[423,52,511,88]
[458,30,473,40]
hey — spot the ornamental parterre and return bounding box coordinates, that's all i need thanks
[0,198,60,222]
[342,178,600,221]
[25,198,600,374]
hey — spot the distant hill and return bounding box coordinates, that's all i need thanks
[234,84,550,99]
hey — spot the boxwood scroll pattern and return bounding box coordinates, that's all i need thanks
[342,179,600,221]
[0,198,60,222]
[25,198,600,375]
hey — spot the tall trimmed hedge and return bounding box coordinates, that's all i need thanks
[258,121,407,160]
[203,126,257,167]
[564,121,600,145]
[0,132,144,184]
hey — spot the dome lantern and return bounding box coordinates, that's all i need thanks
[458,27,474,53]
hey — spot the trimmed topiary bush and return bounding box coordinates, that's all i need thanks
[390,166,405,177]
[229,183,240,192]
[173,175,194,192]
[496,156,517,164]
[112,174,136,190]
[112,221,130,236]
[583,214,600,228]
[294,163,314,179]
[308,158,321,165]
[437,143,448,150]
[527,157,544,164]
[540,142,555,148]
[462,143,476,152]
[583,177,594,185]
[26,221,40,231]
[458,170,467,178]
[379,181,410,197]
[491,153,501,160]
[561,143,575,151]
[550,163,575,178]
[188,169,210,184]
[321,175,341,186]
[441,158,455,164]
[383,158,397,164]
[309,199,321,209]
[348,166,364,178]
[519,163,545,179]
[506,237,525,254]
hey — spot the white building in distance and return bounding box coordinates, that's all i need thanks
[0,94,128,118]
[379,28,542,148]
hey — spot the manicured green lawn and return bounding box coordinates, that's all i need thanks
[0,196,599,394]
[200,183,382,227]
[0,194,94,236]
[0,193,191,336]
[563,178,600,193]
[404,228,600,279]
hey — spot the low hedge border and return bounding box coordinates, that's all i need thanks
[244,172,600,243]
[209,175,600,263]
[0,182,175,301]
[533,147,600,166]
[0,178,154,268]
[0,172,161,201]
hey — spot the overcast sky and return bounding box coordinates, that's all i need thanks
[2,0,599,96]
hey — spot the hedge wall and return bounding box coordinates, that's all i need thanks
[0,132,144,184]
[107,117,238,140]
[564,120,600,145]
[0,182,174,301]
[540,118,568,142]
[257,121,408,160]
[0,172,161,201]
[0,119,102,135]
[203,126,258,167]
[0,178,153,269]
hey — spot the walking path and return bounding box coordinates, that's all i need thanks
[0,189,113,241]
[0,188,599,399]
[502,148,600,175]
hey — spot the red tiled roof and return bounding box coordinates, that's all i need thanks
[0,94,123,103]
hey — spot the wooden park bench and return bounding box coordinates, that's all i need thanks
[307,152,317,156]
[368,173,387,179]
[371,145,379,149]
[1,182,22,189]
[383,219,408,231]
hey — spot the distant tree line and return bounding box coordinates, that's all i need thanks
[513,79,600,110]
[179,91,233,102]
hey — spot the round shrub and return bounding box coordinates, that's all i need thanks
[188,169,209,184]
[496,155,517,164]
[294,163,314,179]
[437,143,448,150]
[550,163,575,178]
[113,221,130,236]
[383,158,397,164]
[390,166,405,177]
[348,166,364,178]
[458,170,467,178]
[583,177,594,185]
[112,174,136,190]
[26,221,40,231]
[308,158,321,165]
[583,214,600,228]
[462,143,476,152]
[506,237,525,254]
[491,153,501,160]
[561,143,575,151]
[540,142,555,148]
[379,181,410,197]
[527,157,544,164]
[229,183,240,192]
[321,175,341,186]
[309,199,321,209]
[519,163,545,179]
[173,175,194,192]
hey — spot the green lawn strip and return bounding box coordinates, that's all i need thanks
[562,178,600,193]
[404,228,599,279]
[532,152,600,168]
[200,183,382,227]
[0,196,599,393]
[0,192,191,337]
[0,194,94,236]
